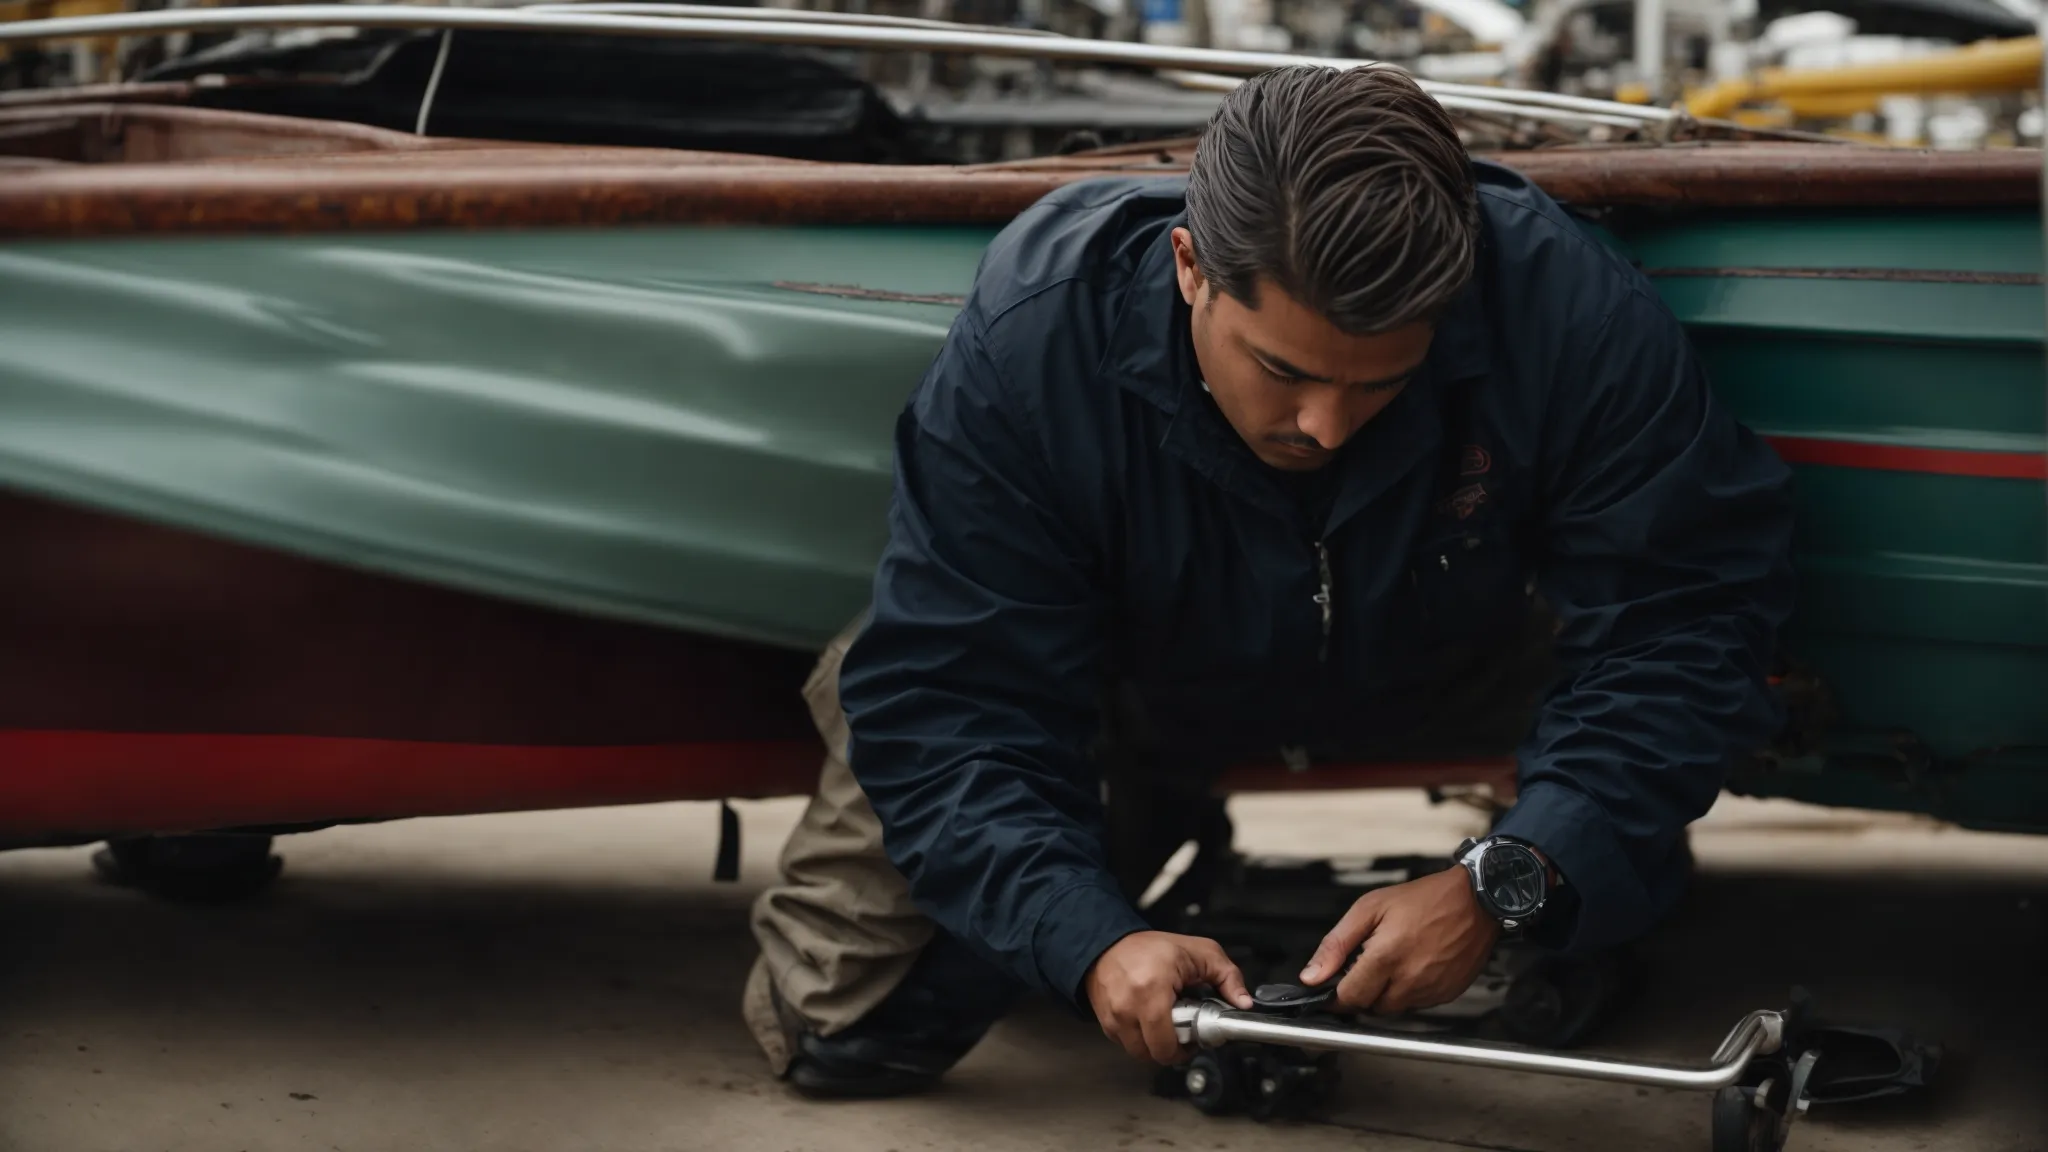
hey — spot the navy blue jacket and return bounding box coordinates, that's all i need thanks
[839,163,1796,1008]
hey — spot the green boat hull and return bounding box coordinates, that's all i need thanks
[1624,212,2047,829]
[1,210,2042,829]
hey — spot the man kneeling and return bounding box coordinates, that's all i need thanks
[744,63,1796,1098]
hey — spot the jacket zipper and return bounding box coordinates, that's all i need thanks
[1313,539,1334,663]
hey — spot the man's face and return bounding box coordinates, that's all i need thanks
[1172,227,1434,473]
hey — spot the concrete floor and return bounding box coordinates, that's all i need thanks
[1,791,2044,1152]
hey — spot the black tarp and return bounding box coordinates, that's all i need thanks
[144,29,940,163]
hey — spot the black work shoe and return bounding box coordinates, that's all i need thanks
[780,932,1022,1100]
[785,1030,955,1100]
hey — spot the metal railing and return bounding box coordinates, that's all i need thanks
[0,2,1679,131]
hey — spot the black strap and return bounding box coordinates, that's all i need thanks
[713,799,741,882]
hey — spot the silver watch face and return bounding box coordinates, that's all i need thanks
[1478,842,1547,919]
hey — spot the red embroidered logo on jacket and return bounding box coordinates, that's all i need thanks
[1446,483,1489,520]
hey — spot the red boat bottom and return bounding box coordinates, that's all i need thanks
[0,730,1518,839]
[0,732,828,838]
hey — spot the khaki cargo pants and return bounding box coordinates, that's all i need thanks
[742,616,933,1074]
[742,610,1554,1074]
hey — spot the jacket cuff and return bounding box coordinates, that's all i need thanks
[1491,781,1655,954]
[1029,879,1151,1010]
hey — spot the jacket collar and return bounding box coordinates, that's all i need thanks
[1099,217,1497,532]
[1100,222,1193,417]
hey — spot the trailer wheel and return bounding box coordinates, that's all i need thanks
[1183,1051,1241,1116]
[1710,1085,1785,1152]
[1241,1047,1340,1121]
[92,834,283,903]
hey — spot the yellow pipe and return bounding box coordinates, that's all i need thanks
[1776,91,1886,119]
[1686,34,2042,120]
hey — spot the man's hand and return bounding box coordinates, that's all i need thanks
[1083,931,1255,1063]
[1301,867,1498,1016]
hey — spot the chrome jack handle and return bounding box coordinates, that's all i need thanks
[1171,998,1784,1091]
[1169,998,1815,1149]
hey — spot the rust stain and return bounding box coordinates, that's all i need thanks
[1646,266,2044,286]
[772,281,966,306]
[0,104,2038,239]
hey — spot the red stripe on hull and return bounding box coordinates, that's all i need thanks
[0,730,1521,838]
[0,731,827,837]
[1766,435,2047,480]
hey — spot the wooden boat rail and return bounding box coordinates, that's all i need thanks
[0,102,2039,237]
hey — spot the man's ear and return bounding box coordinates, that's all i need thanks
[1170,227,1206,308]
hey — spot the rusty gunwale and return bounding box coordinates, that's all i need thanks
[0,104,2039,238]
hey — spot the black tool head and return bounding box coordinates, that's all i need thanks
[1251,982,1337,1012]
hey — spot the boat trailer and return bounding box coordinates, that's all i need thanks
[1159,986,1928,1152]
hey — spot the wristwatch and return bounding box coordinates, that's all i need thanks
[1453,835,1551,933]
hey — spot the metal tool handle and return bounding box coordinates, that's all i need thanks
[1171,999,1784,1092]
